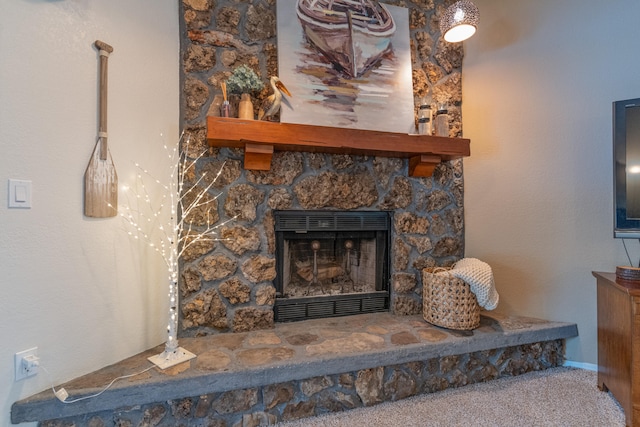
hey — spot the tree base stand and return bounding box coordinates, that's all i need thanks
[148,347,196,370]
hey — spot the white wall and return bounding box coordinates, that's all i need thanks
[464,0,640,364]
[0,1,179,425]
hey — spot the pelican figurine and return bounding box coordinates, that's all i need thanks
[258,76,292,121]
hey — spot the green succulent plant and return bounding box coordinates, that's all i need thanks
[226,65,264,94]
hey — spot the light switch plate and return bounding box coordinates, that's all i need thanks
[8,179,32,208]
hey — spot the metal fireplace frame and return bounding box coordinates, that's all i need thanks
[273,210,391,322]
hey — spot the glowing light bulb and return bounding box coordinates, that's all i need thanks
[629,165,640,174]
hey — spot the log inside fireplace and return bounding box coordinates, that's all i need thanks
[274,210,390,322]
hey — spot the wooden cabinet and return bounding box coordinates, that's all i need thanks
[594,271,640,427]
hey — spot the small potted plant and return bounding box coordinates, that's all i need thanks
[226,65,264,120]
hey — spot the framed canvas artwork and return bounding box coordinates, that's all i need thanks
[276,0,415,134]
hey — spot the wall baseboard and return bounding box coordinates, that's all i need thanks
[563,360,597,371]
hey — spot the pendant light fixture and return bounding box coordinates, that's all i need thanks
[440,0,479,43]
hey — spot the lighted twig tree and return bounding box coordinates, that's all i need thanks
[118,132,229,369]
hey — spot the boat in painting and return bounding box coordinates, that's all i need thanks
[296,0,397,78]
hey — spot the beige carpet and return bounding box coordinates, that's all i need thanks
[276,367,625,427]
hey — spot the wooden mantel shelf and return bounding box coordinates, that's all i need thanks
[206,117,470,177]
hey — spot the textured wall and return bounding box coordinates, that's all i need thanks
[463,0,640,365]
[179,0,468,336]
[1,2,179,427]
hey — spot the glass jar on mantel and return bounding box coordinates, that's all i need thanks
[434,101,450,137]
[417,96,432,135]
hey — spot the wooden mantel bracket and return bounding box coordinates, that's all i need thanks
[409,155,442,177]
[244,143,274,170]
[206,117,470,177]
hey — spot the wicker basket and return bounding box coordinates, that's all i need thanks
[422,267,481,330]
[616,265,640,282]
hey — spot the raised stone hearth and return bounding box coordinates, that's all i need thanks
[12,312,578,426]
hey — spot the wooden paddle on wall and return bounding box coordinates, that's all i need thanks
[84,40,118,218]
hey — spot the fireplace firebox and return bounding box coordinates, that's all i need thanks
[274,210,390,322]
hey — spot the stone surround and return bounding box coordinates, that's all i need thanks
[12,312,578,426]
[180,0,466,336]
[180,152,465,335]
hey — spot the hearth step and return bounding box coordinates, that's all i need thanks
[11,313,578,426]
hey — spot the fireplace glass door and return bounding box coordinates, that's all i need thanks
[274,211,390,322]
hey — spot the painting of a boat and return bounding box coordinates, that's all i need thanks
[296,0,397,78]
[276,0,413,133]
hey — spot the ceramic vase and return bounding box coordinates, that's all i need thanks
[238,93,254,120]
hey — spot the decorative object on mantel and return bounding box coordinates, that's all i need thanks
[226,65,264,120]
[238,94,254,120]
[276,0,414,134]
[208,94,223,117]
[440,0,480,43]
[258,76,292,121]
[220,82,230,117]
[84,40,118,218]
[206,116,470,177]
[616,265,640,282]
[119,133,232,369]
[417,94,433,135]
[434,100,450,137]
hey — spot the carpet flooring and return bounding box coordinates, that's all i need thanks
[275,367,625,427]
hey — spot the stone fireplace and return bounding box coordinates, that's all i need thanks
[179,0,466,337]
[178,149,464,336]
[274,210,390,322]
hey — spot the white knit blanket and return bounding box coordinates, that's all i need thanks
[447,258,499,310]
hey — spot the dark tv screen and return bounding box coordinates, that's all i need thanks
[614,97,640,238]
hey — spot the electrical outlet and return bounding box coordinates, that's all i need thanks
[15,347,39,381]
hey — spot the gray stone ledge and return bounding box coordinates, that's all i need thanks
[11,312,577,424]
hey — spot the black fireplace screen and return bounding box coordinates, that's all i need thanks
[274,211,390,322]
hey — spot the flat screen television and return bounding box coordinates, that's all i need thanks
[614,97,640,238]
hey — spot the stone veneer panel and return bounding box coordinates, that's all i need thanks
[179,0,466,336]
[39,340,565,427]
